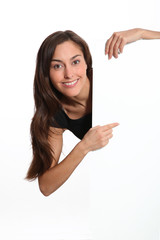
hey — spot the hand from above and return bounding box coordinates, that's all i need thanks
[105,28,143,59]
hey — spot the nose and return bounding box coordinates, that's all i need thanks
[64,65,73,79]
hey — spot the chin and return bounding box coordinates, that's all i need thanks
[63,89,81,98]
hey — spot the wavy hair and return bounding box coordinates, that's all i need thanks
[26,30,92,180]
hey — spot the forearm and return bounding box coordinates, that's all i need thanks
[138,28,160,40]
[38,140,88,196]
[38,123,118,196]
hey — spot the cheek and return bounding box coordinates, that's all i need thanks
[77,64,87,76]
[50,71,62,83]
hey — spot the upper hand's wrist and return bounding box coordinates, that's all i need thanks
[132,28,145,40]
[138,28,146,39]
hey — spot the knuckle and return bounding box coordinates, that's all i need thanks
[95,129,102,138]
[107,129,112,134]
[115,42,119,48]
[106,139,109,145]
[113,32,118,37]
[108,133,113,138]
[105,40,109,46]
[105,125,109,130]
[113,47,118,53]
[101,140,107,147]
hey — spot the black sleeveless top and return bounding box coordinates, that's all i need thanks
[51,109,92,140]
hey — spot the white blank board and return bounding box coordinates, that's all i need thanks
[90,40,160,240]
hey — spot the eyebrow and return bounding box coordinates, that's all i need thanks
[51,54,82,62]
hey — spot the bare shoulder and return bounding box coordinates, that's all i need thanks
[48,127,66,168]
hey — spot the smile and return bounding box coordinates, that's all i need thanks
[62,79,79,87]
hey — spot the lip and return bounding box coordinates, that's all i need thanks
[62,78,79,88]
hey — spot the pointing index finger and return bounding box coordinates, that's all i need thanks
[103,122,120,130]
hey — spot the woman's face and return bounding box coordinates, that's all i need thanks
[50,40,88,98]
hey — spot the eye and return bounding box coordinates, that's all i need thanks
[72,60,80,65]
[53,64,63,70]
[50,63,64,70]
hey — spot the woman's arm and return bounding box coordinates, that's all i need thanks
[105,28,160,59]
[38,123,119,196]
[38,131,87,196]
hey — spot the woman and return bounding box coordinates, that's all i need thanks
[26,28,160,196]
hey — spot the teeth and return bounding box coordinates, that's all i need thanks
[63,79,78,86]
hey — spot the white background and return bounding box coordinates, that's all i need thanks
[0,0,160,240]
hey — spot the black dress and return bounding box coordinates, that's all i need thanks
[51,108,92,140]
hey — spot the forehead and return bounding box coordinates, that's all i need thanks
[53,40,83,59]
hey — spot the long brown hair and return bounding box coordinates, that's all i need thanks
[26,30,93,180]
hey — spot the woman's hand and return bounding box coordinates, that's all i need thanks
[105,28,144,60]
[105,28,160,60]
[81,122,119,153]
